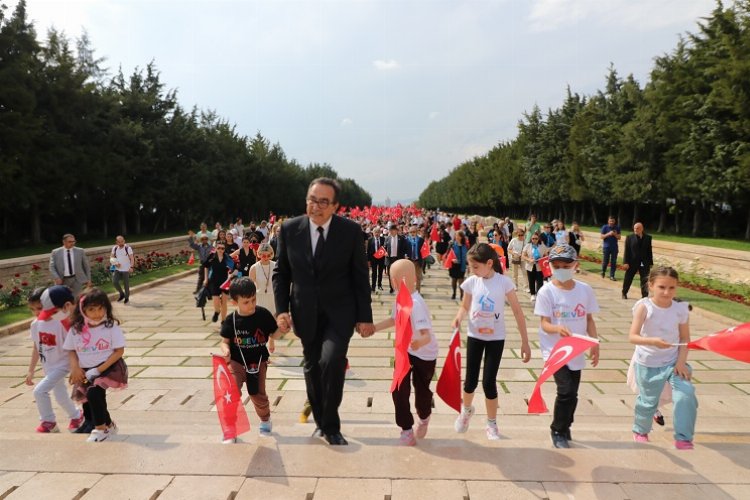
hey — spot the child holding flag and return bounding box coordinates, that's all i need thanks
[219,277,283,442]
[452,243,531,440]
[533,244,599,449]
[373,259,438,446]
[628,266,697,450]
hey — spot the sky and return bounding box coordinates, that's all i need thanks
[12,0,717,203]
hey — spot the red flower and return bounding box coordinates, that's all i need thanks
[14,273,20,278]
[31,264,41,271]
[21,281,28,287]
[0,284,4,289]
[95,256,104,263]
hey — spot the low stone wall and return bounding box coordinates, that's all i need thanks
[0,236,192,286]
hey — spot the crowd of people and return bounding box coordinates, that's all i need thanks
[26,183,687,452]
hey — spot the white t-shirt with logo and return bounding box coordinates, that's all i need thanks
[633,298,690,368]
[534,280,599,371]
[460,273,516,341]
[29,318,71,372]
[63,323,127,368]
[392,292,439,361]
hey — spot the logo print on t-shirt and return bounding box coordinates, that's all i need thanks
[95,338,110,351]
[39,332,56,346]
[554,303,587,319]
[478,295,495,312]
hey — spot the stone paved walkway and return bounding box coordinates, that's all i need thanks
[1,265,749,499]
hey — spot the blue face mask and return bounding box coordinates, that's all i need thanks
[552,268,575,282]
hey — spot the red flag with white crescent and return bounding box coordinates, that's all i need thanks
[212,355,251,437]
[442,248,456,269]
[219,276,232,291]
[390,280,413,393]
[688,322,750,363]
[374,246,386,260]
[527,334,599,414]
[538,256,552,279]
[436,328,462,412]
[187,253,195,265]
[420,241,430,259]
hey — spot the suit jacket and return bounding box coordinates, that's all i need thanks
[49,247,91,284]
[405,236,425,263]
[384,234,408,264]
[273,215,372,343]
[367,235,386,263]
[623,233,653,267]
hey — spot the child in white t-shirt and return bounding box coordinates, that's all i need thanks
[533,244,600,449]
[64,289,128,443]
[452,243,531,440]
[25,286,83,433]
[374,259,439,446]
[629,267,697,450]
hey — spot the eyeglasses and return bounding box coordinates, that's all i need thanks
[216,246,225,250]
[306,197,332,208]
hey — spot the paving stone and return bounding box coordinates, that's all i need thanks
[6,472,102,500]
[542,481,627,500]
[158,477,245,499]
[391,479,467,499]
[134,366,211,378]
[0,471,36,497]
[466,480,546,499]
[236,477,315,500]
[81,473,173,499]
[313,478,390,500]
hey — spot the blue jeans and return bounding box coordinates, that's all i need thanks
[633,363,697,441]
[602,248,618,277]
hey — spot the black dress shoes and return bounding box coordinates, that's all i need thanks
[324,432,348,445]
[622,292,628,300]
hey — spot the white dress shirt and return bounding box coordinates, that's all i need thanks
[310,217,332,250]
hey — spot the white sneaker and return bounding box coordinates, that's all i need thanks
[86,428,110,442]
[454,406,475,433]
[107,421,118,435]
[530,295,536,302]
[486,421,500,440]
[222,436,237,444]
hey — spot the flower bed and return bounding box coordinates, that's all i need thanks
[579,251,750,306]
[0,250,192,310]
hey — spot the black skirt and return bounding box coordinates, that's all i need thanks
[448,263,465,279]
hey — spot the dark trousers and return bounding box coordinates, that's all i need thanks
[527,268,544,296]
[370,260,384,289]
[551,365,581,434]
[195,268,204,292]
[112,270,130,298]
[86,385,112,427]
[392,355,436,430]
[602,248,618,278]
[302,314,351,435]
[623,264,650,298]
[464,337,505,399]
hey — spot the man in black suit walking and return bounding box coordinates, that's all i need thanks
[405,225,425,292]
[367,226,386,291]
[273,178,374,445]
[622,222,653,299]
[384,223,408,293]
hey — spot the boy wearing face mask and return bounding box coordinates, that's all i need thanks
[533,244,600,449]
[25,285,84,433]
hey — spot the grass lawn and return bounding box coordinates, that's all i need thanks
[0,264,195,328]
[0,231,186,261]
[576,258,750,323]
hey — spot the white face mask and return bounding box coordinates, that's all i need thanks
[552,268,575,282]
[52,309,68,321]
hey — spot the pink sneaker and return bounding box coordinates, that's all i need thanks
[68,411,84,432]
[414,416,430,439]
[675,440,694,450]
[399,429,416,446]
[633,432,649,443]
[36,421,59,433]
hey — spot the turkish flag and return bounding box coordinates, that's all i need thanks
[220,276,232,291]
[436,328,462,412]
[420,241,431,259]
[390,280,414,393]
[212,355,251,438]
[442,248,456,269]
[374,246,386,260]
[688,322,750,363]
[538,256,552,278]
[187,253,195,265]
[527,334,599,413]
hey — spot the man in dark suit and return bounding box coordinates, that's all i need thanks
[273,178,374,445]
[405,225,425,292]
[384,224,408,293]
[367,226,386,291]
[622,222,653,299]
[49,234,91,298]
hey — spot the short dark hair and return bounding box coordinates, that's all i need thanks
[28,287,46,303]
[229,277,256,300]
[308,177,341,203]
